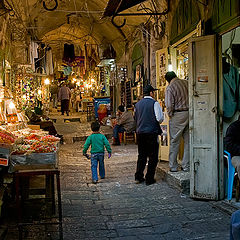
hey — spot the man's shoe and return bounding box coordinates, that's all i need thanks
[169,168,178,172]
[92,180,98,184]
[135,178,145,184]
[146,179,156,186]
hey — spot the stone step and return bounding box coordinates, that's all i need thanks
[64,118,81,122]
[157,161,190,194]
[63,133,113,144]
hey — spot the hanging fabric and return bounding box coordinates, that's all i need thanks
[29,41,38,72]
[45,47,54,75]
[63,44,75,63]
[35,44,46,74]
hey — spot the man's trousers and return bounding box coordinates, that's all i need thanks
[169,111,189,171]
[135,133,159,183]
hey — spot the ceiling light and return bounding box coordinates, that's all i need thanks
[44,78,50,85]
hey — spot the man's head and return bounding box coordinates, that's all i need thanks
[118,105,125,113]
[143,84,157,97]
[91,121,100,132]
[165,71,177,83]
[126,105,133,111]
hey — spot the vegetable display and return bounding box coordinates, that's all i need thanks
[0,128,16,144]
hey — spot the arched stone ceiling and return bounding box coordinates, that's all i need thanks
[8,0,166,59]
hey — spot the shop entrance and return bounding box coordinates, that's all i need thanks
[221,26,240,200]
[156,23,201,163]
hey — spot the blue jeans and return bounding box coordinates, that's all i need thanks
[113,125,125,140]
[230,210,240,240]
[91,153,105,181]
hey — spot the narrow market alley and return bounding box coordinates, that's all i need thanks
[0,0,239,239]
[59,140,231,240]
[3,115,231,240]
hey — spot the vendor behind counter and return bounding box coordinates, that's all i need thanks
[25,109,60,138]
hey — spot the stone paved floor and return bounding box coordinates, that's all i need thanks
[58,142,230,240]
[4,116,232,239]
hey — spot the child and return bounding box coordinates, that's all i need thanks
[83,121,112,184]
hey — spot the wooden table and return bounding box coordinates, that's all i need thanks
[14,168,63,240]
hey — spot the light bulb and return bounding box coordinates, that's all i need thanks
[44,78,50,85]
[9,101,15,109]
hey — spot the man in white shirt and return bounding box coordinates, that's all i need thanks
[134,85,164,185]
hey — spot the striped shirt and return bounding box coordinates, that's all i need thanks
[165,77,189,117]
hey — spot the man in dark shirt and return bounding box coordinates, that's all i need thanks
[134,85,163,185]
[224,115,240,180]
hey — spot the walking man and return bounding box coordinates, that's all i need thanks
[58,82,71,116]
[134,85,164,185]
[165,71,189,172]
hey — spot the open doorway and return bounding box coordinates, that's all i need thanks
[222,26,240,201]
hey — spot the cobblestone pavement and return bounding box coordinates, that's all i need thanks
[59,142,231,240]
[3,116,232,239]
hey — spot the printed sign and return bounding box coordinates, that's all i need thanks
[0,157,8,166]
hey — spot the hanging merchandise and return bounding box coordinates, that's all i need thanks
[63,66,72,76]
[29,41,38,72]
[63,44,75,63]
[222,58,240,118]
[14,66,42,111]
[45,47,54,75]
[35,44,46,74]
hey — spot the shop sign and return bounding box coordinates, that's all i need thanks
[0,157,8,166]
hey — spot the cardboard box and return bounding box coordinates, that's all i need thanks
[27,125,41,130]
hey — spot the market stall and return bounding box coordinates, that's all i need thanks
[0,89,60,222]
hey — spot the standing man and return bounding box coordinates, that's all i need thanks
[135,85,164,185]
[58,82,71,116]
[50,81,59,109]
[165,71,189,172]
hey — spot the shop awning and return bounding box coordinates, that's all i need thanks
[102,0,148,18]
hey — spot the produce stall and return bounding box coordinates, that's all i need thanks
[0,88,60,220]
